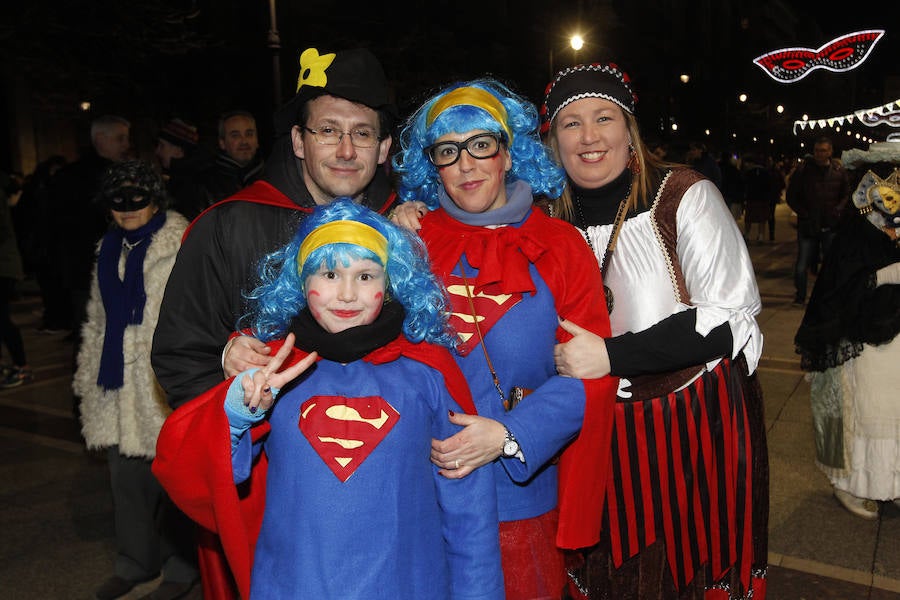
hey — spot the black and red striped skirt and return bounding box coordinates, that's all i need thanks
[567,357,768,599]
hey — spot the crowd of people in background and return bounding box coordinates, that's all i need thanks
[4,107,810,395]
[4,40,896,600]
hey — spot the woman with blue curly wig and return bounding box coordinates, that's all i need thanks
[393,77,566,210]
[153,198,504,600]
[391,78,619,599]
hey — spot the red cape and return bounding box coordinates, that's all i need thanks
[181,180,397,242]
[420,207,619,549]
[152,337,474,600]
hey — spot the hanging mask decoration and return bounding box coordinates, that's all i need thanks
[102,185,153,212]
[753,30,884,83]
[852,168,900,241]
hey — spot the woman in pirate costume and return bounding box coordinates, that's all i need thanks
[541,64,767,599]
[795,150,900,520]
[391,78,618,599]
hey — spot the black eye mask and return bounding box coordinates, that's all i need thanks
[104,186,153,212]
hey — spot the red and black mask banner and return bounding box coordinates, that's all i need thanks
[753,30,884,83]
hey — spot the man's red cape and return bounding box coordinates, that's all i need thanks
[181,180,396,241]
[152,337,474,600]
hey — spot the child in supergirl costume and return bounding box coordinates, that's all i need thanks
[152,199,504,600]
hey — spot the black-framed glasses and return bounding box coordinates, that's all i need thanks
[303,126,381,148]
[424,132,506,167]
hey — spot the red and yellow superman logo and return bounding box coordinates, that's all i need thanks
[299,395,399,482]
[445,273,522,356]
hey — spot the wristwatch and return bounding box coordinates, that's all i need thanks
[502,427,520,458]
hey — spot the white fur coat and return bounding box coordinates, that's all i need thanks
[74,210,189,458]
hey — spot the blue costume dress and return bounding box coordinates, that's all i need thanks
[154,336,503,600]
[419,182,618,595]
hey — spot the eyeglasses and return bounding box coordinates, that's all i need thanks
[424,132,505,167]
[303,126,381,148]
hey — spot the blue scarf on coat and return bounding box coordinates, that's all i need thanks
[96,212,166,390]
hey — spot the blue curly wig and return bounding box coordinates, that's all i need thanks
[241,199,455,348]
[392,77,566,209]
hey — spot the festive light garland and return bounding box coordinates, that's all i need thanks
[793,99,900,135]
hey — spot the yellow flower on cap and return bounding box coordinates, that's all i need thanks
[296,48,336,92]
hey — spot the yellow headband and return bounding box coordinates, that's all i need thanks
[426,86,512,140]
[298,220,389,273]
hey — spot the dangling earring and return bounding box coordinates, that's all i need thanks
[627,143,641,175]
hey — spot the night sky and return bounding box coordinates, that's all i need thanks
[2,0,899,165]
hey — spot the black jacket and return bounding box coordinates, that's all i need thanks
[150,135,397,407]
[48,150,113,291]
[786,159,850,233]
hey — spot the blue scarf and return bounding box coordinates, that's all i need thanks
[437,179,533,226]
[96,212,166,390]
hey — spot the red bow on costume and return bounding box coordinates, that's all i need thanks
[423,209,548,296]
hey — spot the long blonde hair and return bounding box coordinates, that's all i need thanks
[544,108,678,224]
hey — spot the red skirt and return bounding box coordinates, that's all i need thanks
[500,508,567,600]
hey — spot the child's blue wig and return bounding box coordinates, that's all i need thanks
[241,198,455,348]
[392,77,566,209]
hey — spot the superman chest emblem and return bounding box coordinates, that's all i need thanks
[299,395,400,482]
[445,273,522,356]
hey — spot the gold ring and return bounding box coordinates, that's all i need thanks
[454,459,460,469]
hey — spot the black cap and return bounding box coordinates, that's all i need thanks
[540,63,637,134]
[273,47,397,135]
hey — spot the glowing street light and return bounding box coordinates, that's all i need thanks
[549,33,586,76]
[738,93,748,103]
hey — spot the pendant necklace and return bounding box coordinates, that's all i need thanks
[122,238,144,252]
[574,180,632,314]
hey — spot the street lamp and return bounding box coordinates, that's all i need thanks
[570,34,584,66]
[549,33,587,78]
[267,0,282,108]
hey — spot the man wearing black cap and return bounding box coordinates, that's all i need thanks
[150,47,398,599]
[151,47,398,410]
[154,117,212,221]
[155,117,200,173]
